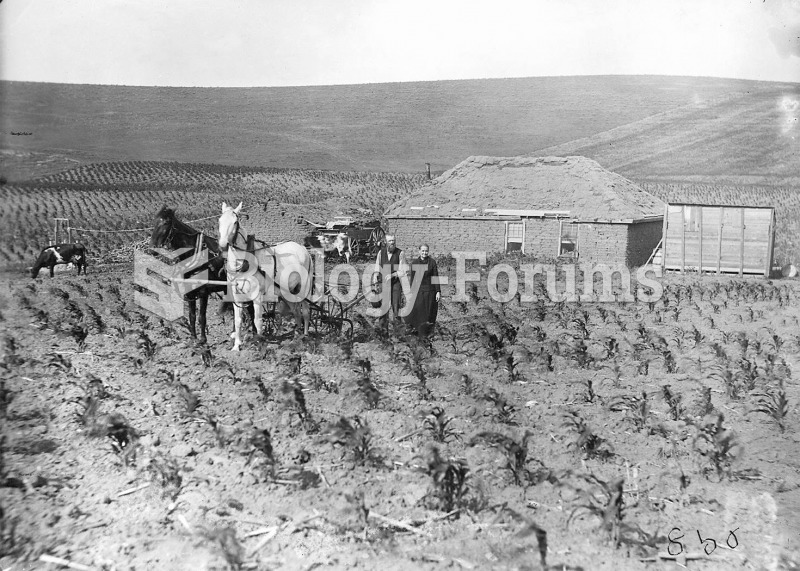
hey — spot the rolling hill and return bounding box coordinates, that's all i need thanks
[2,75,796,182]
[534,86,800,186]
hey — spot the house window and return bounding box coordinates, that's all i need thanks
[505,221,524,253]
[559,221,579,257]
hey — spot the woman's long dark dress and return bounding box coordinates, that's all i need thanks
[405,256,440,336]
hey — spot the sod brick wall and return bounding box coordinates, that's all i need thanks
[247,200,311,245]
[383,216,663,267]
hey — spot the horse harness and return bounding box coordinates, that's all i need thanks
[226,226,276,309]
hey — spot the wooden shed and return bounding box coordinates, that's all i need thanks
[661,203,775,276]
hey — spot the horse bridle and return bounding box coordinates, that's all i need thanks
[225,212,250,249]
[158,215,200,247]
[224,213,263,309]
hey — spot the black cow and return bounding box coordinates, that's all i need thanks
[31,243,88,278]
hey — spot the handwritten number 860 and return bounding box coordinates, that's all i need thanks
[668,527,739,556]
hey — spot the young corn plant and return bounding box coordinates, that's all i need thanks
[194,345,217,368]
[737,358,760,392]
[280,378,317,432]
[484,388,518,425]
[572,338,594,370]
[136,331,157,360]
[662,350,678,374]
[306,369,339,394]
[246,427,276,481]
[253,375,272,401]
[499,321,518,345]
[609,391,650,433]
[566,473,625,548]
[562,410,613,460]
[583,378,597,404]
[322,416,381,466]
[438,324,465,355]
[708,365,742,401]
[419,445,470,512]
[482,329,505,364]
[44,352,72,374]
[605,361,623,388]
[750,382,790,433]
[691,385,715,419]
[469,430,537,486]
[216,364,246,384]
[460,373,473,396]
[177,382,201,416]
[355,373,382,409]
[601,336,619,360]
[398,343,428,383]
[691,413,741,481]
[85,374,108,400]
[74,380,102,428]
[68,323,90,353]
[505,351,527,383]
[501,507,549,569]
[661,385,686,421]
[423,407,460,443]
[143,451,183,499]
[203,415,239,448]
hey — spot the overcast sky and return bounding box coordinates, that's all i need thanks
[1,0,798,87]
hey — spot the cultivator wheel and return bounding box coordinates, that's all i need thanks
[369,227,386,255]
[308,296,354,338]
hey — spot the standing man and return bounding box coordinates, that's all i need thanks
[371,235,409,329]
[406,244,441,338]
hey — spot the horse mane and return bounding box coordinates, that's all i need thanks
[156,206,221,255]
[172,214,199,238]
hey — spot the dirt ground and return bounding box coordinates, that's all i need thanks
[2,259,800,571]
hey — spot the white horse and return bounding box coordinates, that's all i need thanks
[218,202,313,351]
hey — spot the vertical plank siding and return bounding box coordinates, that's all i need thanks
[663,204,775,276]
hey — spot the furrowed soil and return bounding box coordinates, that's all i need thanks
[2,260,800,571]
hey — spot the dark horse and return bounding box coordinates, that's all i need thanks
[149,207,235,344]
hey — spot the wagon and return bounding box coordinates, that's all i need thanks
[307,216,386,261]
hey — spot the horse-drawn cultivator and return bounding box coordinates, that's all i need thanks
[263,277,366,338]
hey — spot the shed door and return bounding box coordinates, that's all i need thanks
[505,222,524,253]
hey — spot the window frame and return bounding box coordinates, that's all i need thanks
[558,219,579,257]
[505,221,525,253]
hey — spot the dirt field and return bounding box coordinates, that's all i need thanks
[2,259,800,570]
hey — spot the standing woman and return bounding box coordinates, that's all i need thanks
[406,244,441,338]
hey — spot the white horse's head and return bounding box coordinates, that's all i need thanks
[218,201,243,249]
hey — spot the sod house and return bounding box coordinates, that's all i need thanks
[383,156,665,267]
